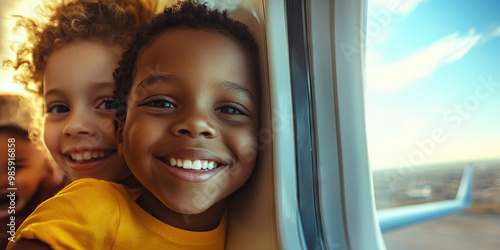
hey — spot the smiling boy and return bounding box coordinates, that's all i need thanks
[8,1,260,249]
[115,22,259,233]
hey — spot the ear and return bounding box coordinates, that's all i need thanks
[115,119,125,157]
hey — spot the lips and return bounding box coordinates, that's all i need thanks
[61,148,117,172]
[154,149,229,182]
[63,148,115,164]
[157,148,228,170]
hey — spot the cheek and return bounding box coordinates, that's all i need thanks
[122,120,157,165]
[231,126,259,168]
[125,113,167,144]
[43,120,60,151]
[231,124,259,186]
[98,117,117,141]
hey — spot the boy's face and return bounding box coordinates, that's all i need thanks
[43,40,129,181]
[120,29,259,214]
[0,132,51,219]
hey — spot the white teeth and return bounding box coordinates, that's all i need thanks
[83,152,92,160]
[183,160,193,169]
[69,151,111,162]
[192,160,201,170]
[167,158,219,170]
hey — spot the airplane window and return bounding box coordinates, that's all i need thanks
[365,0,500,249]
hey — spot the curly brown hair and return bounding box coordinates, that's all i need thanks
[5,0,157,95]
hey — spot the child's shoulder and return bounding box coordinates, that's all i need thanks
[60,177,128,194]
[24,178,127,222]
[11,178,136,249]
[50,178,141,208]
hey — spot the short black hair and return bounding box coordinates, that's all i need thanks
[113,0,260,121]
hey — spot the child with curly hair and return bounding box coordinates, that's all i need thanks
[6,0,156,182]
[8,1,260,249]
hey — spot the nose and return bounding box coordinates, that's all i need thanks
[170,109,218,139]
[63,109,97,137]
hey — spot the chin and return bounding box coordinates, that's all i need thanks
[167,199,217,215]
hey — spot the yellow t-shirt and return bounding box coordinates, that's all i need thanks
[8,178,226,249]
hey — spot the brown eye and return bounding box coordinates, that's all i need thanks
[97,98,119,110]
[147,100,174,108]
[140,97,176,109]
[216,105,244,115]
[47,104,69,114]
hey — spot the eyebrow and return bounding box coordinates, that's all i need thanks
[44,88,64,99]
[134,74,173,94]
[89,82,115,92]
[218,80,256,103]
[44,82,115,98]
[135,74,255,103]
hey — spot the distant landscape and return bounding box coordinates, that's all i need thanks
[372,159,500,213]
[372,159,500,249]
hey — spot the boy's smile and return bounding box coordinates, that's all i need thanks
[156,148,229,182]
[120,28,259,217]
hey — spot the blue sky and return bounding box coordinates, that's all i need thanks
[365,0,500,169]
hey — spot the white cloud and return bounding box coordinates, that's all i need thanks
[398,0,425,14]
[476,26,500,43]
[370,0,425,14]
[493,26,500,37]
[366,29,482,92]
[365,0,426,56]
